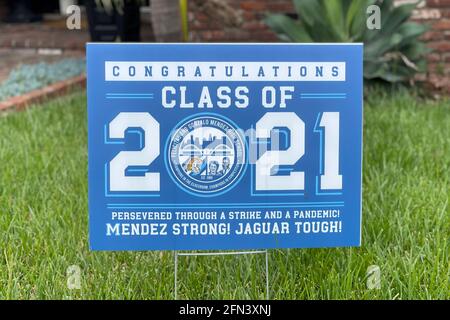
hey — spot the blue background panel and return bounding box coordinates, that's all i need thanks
[87,43,363,251]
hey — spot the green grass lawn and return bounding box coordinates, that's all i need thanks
[0,91,448,299]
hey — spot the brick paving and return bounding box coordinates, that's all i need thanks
[0,18,89,51]
[0,14,155,84]
[0,14,155,50]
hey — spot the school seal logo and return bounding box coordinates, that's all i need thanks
[166,114,246,196]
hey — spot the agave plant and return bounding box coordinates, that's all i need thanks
[265,0,430,83]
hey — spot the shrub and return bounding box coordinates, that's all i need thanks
[265,0,430,83]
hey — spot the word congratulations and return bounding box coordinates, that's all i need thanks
[105,61,346,81]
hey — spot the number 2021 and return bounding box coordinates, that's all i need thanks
[106,112,342,193]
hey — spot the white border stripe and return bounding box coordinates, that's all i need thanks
[105,61,346,81]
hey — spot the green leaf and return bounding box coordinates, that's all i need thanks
[292,0,324,28]
[415,59,427,73]
[348,0,373,41]
[291,0,340,42]
[346,0,366,30]
[364,60,385,79]
[375,2,417,40]
[396,22,429,48]
[263,0,427,83]
[364,33,403,58]
[379,72,408,82]
[341,0,354,14]
[364,59,410,82]
[400,42,430,61]
[385,64,416,81]
[264,14,312,42]
[323,0,346,40]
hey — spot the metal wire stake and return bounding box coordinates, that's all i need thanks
[265,250,269,300]
[174,251,178,300]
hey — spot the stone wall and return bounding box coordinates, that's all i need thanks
[414,0,450,91]
[188,0,450,93]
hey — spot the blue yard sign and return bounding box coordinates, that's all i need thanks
[87,43,363,251]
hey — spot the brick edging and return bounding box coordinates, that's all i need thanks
[0,74,86,112]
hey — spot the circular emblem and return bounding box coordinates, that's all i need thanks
[166,114,246,196]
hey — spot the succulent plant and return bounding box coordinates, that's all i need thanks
[0,58,85,101]
[265,0,430,83]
